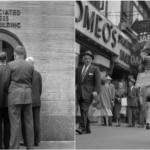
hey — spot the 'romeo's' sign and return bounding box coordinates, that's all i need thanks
[75,1,131,56]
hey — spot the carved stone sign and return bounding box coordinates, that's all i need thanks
[0,9,21,28]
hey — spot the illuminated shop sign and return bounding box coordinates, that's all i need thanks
[75,1,131,56]
[0,9,21,28]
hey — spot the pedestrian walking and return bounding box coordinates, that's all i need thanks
[114,82,126,126]
[0,52,11,149]
[144,86,150,129]
[8,46,34,149]
[138,86,147,128]
[93,78,112,126]
[105,76,115,126]
[21,57,42,146]
[126,78,140,127]
[75,50,101,134]
[139,40,150,129]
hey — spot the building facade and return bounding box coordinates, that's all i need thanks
[0,1,75,141]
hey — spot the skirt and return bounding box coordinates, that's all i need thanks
[114,103,121,119]
[93,108,113,117]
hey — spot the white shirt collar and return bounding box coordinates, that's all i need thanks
[82,64,90,73]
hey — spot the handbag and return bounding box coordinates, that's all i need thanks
[121,97,127,106]
[92,94,101,108]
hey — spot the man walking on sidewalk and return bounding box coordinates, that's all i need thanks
[126,78,139,127]
[75,51,100,134]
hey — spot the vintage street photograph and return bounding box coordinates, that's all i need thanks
[75,0,150,149]
[0,1,75,149]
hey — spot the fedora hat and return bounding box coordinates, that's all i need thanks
[129,78,135,84]
[106,76,112,80]
[81,50,94,60]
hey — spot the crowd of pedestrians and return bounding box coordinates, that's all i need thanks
[76,50,150,135]
[0,46,42,149]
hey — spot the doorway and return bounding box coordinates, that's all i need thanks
[1,40,14,63]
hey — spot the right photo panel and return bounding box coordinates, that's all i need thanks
[75,1,150,149]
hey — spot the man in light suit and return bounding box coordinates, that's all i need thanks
[76,51,101,134]
[22,57,42,146]
[126,78,140,127]
[0,52,11,149]
[8,46,34,149]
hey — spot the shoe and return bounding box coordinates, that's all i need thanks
[34,143,39,146]
[102,123,106,126]
[83,130,91,134]
[116,124,121,127]
[137,125,144,128]
[76,129,83,134]
[96,123,101,126]
[146,123,150,130]
[20,143,26,146]
[126,125,132,127]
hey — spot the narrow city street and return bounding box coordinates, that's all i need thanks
[76,123,150,149]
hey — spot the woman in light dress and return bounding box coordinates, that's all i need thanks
[93,78,112,126]
[114,82,126,127]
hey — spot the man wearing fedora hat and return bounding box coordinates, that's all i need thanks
[7,46,34,149]
[126,78,140,127]
[76,50,101,134]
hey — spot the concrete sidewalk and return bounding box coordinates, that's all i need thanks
[76,123,150,149]
[20,141,75,149]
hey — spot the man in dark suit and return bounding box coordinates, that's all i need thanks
[138,86,147,128]
[127,78,140,127]
[22,57,42,146]
[8,46,34,149]
[76,51,101,134]
[0,52,11,149]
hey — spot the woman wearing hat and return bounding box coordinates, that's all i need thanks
[93,77,112,126]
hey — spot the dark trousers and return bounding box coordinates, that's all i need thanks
[22,106,41,145]
[0,107,10,149]
[8,104,34,149]
[139,105,146,126]
[127,106,137,126]
[78,96,92,131]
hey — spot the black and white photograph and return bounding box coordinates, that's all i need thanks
[0,1,75,149]
[75,0,150,149]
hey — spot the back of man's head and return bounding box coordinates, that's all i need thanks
[26,57,35,66]
[0,52,7,62]
[14,46,25,55]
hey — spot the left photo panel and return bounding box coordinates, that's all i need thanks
[0,1,75,149]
